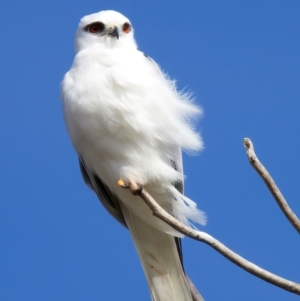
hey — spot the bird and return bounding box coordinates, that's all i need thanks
[61,10,206,301]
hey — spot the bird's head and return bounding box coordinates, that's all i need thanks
[75,10,136,53]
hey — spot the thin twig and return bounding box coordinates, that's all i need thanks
[244,138,300,234]
[120,185,300,295]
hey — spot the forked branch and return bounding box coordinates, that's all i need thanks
[244,138,300,234]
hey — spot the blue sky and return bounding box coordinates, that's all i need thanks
[1,1,300,300]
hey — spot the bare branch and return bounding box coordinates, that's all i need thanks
[118,183,300,295]
[244,138,300,234]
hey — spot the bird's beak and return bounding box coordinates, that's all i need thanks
[108,26,119,39]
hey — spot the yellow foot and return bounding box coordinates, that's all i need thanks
[117,179,128,188]
[117,179,143,196]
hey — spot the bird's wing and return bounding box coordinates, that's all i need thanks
[79,157,126,227]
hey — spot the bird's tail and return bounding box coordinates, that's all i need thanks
[120,203,195,301]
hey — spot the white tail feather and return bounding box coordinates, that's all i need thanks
[120,203,193,301]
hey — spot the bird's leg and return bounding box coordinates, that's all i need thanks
[118,179,143,196]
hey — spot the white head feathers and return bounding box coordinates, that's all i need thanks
[75,10,137,53]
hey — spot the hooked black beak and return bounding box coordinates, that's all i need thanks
[108,26,119,39]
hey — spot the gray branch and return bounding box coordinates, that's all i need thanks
[119,184,300,295]
[244,138,300,234]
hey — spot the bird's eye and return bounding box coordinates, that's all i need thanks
[88,22,105,34]
[122,22,131,33]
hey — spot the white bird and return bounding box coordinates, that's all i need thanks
[61,10,206,301]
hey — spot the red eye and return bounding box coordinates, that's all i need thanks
[123,22,131,33]
[88,22,105,33]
